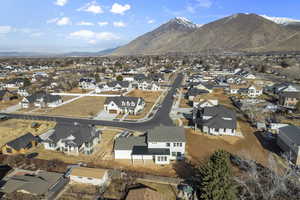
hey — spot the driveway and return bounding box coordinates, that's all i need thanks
[94,110,117,120]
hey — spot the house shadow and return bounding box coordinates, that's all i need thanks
[182,113,194,126]
[253,131,282,156]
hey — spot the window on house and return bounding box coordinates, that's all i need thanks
[172,152,176,157]
[173,143,177,147]
[157,157,160,161]
[6,148,12,153]
[166,143,170,147]
[179,143,182,147]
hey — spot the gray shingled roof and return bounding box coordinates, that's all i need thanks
[7,133,36,150]
[279,125,300,146]
[0,171,63,195]
[47,123,100,147]
[114,136,147,150]
[25,91,61,103]
[147,126,186,143]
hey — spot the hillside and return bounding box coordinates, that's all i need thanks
[111,13,300,55]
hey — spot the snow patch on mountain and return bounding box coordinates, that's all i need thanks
[260,14,300,25]
[171,17,202,29]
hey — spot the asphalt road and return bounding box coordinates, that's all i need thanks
[0,73,183,132]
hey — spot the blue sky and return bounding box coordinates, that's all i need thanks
[0,0,300,52]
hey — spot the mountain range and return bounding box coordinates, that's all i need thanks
[111,13,300,56]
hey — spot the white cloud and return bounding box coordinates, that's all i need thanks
[196,0,213,8]
[77,1,103,14]
[69,30,120,44]
[110,3,131,15]
[77,21,94,26]
[147,19,155,24]
[98,21,109,26]
[0,26,12,34]
[54,0,68,6]
[113,21,126,27]
[47,17,71,26]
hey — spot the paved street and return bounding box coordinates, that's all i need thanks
[0,73,184,132]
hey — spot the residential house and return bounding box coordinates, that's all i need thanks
[193,105,237,136]
[42,123,101,155]
[114,126,186,165]
[193,98,218,108]
[0,169,67,199]
[134,74,147,82]
[20,91,62,108]
[277,125,300,165]
[95,81,131,93]
[4,78,25,88]
[1,133,38,155]
[17,87,29,97]
[104,96,145,115]
[247,85,263,98]
[79,77,96,90]
[69,167,109,186]
[186,88,209,102]
[278,92,300,109]
[136,81,160,91]
[230,84,263,98]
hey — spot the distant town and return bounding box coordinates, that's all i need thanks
[0,53,299,199]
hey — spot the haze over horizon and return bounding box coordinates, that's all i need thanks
[1,0,300,53]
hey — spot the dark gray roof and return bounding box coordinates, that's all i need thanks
[132,146,170,155]
[107,81,129,88]
[147,126,186,143]
[104,96,144,109]
[0,90,9,99]
[114,136,147,150]
[0,170,63,195]
[47,123,100,147]
[25,91,61,103]
[187,88,209,97]
[7,133,36,150]
[279,125,300,146]
[279,92,300,98]
[134,74,147,81]
[201,105,237,129]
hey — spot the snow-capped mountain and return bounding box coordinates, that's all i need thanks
[170,17,202,29]
[260,14,300,25]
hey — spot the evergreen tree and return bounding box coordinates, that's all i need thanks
[199,150,237,200]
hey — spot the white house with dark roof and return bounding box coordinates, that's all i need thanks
[42,123,101,155]
[136,81,161,91]
[104,96,145,115]
[79,77,96,90]
[277,125,300,165]
[20,91,62,108]
[95,81,132,93]
[114,126,186,165]
[193,105,237,136]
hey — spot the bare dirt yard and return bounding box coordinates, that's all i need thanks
[0,99,20,110]
[59,183,98,200]
[125,90,162,120]
[67,88,93,94]
[33,96,106,118]
[185,118,270,167]
[0,119,55,148]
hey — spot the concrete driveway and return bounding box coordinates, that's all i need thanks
[94,110,117,120]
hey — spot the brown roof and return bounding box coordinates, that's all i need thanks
[70,167,108,179]
[125,187,164,200]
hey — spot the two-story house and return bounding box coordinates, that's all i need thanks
[79,77,96,90]
[277,125,300,165]
[136,81,160,91]
[96,81,131,93]
[114,126,186,165]
[42,123,101,155]
[104,96,145,115]
[278,92,300,109]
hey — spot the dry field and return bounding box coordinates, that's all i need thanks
[186,118,270,167]
[126,90,162,119]
[61,96,78,101]
[59,184,98,200]
[0,119,55,148]
[67,88,93,94]
[0,99,20,110]
[99,90,125,95]
[179,98,192,108]
[33,96,106,118]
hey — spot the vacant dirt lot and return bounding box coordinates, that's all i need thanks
[67,88,93,94]
[59,184,98,200]
[186,118,270,166]
[0,119,55,148]
[0,99,20,110]
[126,90,162,119]
[34,96,106,118]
